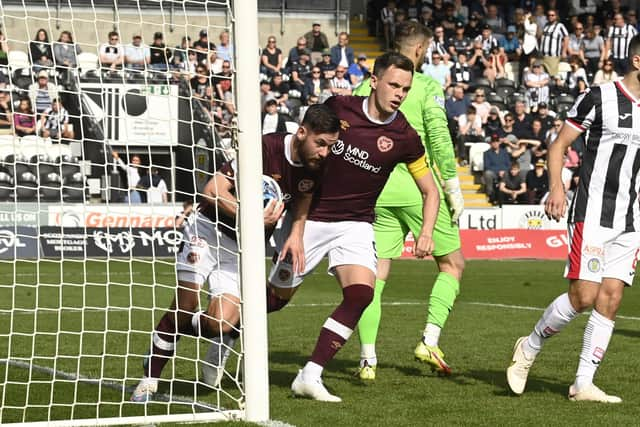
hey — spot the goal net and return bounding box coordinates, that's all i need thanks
[0,0,268,425]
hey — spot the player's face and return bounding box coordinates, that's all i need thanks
[297,127,339,171]
[370,65,413,115]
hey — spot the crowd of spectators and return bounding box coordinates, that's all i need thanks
[362,0,639,205]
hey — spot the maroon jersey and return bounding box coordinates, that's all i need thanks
[200,133,319,240]
[309,96,425,223]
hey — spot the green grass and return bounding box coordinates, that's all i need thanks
[1,259,640,426]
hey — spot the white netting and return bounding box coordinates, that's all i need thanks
[0,1,251,425]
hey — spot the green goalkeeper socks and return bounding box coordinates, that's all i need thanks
[357,279,386,347]
[426,272,460,329]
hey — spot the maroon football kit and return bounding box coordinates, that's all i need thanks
[200,133,318,240]
[309,96,425,223]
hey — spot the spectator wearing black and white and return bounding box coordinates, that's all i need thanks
[524,61,550,112]
[540,9,569,77]
[605,13,638,75]
[427,26,450,65]
[40,98,73,140]
[465,13,482,39]
[99,31,124,70]
[559,55,589,96]
[28,70,59,115]
[474,24,499,58]
[447,21,473,60]
[190,65,213,111]
[149,32,171,71]
[329,65,352,96]
[261,99,289,134]
[450,51,473,92]
[124,33,150,71]
[303,65,325,101]
[268,72,291,113]
[570,0,597,17]
[30,28,53,72]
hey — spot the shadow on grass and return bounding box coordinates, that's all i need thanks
[614,328,640,339]
[459,369,567,397]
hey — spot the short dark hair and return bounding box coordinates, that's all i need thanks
[372,52,414,78]
[108,31,119,39]
[394,21,432,51]
[301,104,340,134]
[627,34,640,68]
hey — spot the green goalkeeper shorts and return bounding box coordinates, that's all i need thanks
[373,182,461,259]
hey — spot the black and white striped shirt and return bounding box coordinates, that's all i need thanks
[607,24,638,59]
[540,22,569,57]
[565,81,640,231]
[474,35,499,56]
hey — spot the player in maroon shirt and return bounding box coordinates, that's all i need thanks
[267,52,441,402]
[130,104,340,402]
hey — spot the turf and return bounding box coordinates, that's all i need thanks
[1,259,640,426]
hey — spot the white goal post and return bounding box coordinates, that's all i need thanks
[0,0,268,425]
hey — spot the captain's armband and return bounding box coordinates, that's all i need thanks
[407,154,429,179]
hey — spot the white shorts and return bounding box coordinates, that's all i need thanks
[564,222,640,286]
[269,218,377,288]
[176,213,240,297]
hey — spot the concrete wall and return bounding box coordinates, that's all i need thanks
[0,6,349,59]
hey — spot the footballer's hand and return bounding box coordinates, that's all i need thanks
[444,177,465,223]
[263,199,284,227]
[413,234,434,259]
[545,187,567,222]
[280,234,305,274]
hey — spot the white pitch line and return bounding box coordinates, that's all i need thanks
[3,300,640,322]
[0,359,296,427]
[0,358,217,411]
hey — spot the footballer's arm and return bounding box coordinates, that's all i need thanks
[280,191,312,273]
[408,156,439,258]
[545,124,582,222]
[203,173,238,218]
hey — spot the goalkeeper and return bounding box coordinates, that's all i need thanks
[354,21,465,379]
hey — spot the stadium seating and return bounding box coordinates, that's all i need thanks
[15,171,38,201]
[40,172,63,201]
[0,171,11,201]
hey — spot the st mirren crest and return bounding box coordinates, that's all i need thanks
[377,136,394,152]
[340,120,350,131]
[298,178,314,193]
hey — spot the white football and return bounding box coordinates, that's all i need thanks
[262,175,283,208]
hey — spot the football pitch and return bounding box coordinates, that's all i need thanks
[1,259,640,426]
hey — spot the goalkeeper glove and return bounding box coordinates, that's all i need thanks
[444,177,464,223]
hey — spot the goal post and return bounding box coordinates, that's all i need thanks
[233,0,270,422]
[0,0,269,425]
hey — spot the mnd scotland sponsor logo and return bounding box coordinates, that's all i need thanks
[332,140,382,173]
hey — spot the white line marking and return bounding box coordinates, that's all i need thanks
[3,300,640,322]
[0,358,218,411]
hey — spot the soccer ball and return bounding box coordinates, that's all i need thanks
[262,175,283,208]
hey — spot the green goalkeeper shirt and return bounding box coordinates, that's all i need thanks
[353,73,457,206]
